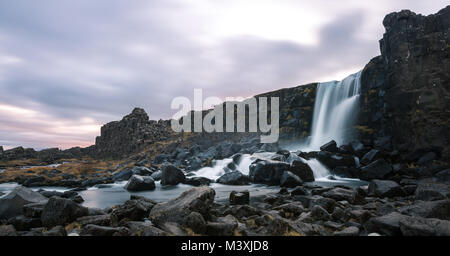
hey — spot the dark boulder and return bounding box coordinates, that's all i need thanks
[217,171,250,185]
[366,212,409,236]
[43,225,67,236]
[310,205,331,221]
[161,165,186,185]
[280,171,303,188]
[126,221,168,236]
[149,187,215,227]
[41,196,89,227]
[249,160,289,185]
[112,168,132,182]
[399,199,450,220]
[316,152,356,169]
[0,186,48,220]
[229,191,250,205]
[184,177,212,186]
[334,226,359,236]
[206,215,238,236]
[399,216,450,236]
[132,166,153,176]
[111,197,156,224]
[320,140,338,153]
[289,160,314,182]
[291,186,308,196]
[183,211,207,234]
[80,224,129,236]
[368,180,404,198]
[359,159,393,180]
[76,214,111,226]
[150,170,162,181]
[7,215,42,231]
[360,149,382,165]
[0,225,18,236]
[414,183,449,201]
[23,202,47,218]
[124,175,156,192]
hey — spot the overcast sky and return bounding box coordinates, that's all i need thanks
[0,0,447,150]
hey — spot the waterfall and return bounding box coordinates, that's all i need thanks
[308,71,362,150]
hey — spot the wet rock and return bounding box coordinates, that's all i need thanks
[223,205,262,219]
[23,202,46,218]
[80,224,129,236]
[7,215,42,231]
[399,199,450,220]
[184,177,212,186]
[334,226,359,236]
[315,152,356,169]
[400,216,450,236]
[23,176,47,187]
[366,212,408,236]
[161,164,186,185]
[229,191,250,205]
[183,211,206,234]
[360,149,382,165]
[311,205,331,221]
[273,202,305,218]
[41,196,89,227]
[132,166,153,176]
[414,183,449,201]
[368,180,403,198]
[112,168,132,182]
[76,215,111,226]
[161,222,186,236]
[149,187,215,227]
[280,171,303,188]
[217,171,250,185]
[417,152,437,165]
[320,140,338,153]
[124,175,156,192]
[359,159,393,180]
[323,187,364,204]
[289,160,314,182]
[111,197,156,223]
[43,225,67,236]
[249,160,290,185]
[295,195,336,213]
[150,170,162,181]
[0,225,18,236]
[127,221,168,236]
[206,215,238,236]
[0,186,48,220]
[291,186,308,196]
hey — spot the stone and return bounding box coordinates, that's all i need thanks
[76,215,111,226]
[360,149,382,165]
[41,196,89,227]
[80,224,129,236]
[334,226,359,236]
[280,171,303,188]
[368,180,403,198]
[126,221,168,236]
[150,170,162,181]
[112,168,132,182]
[310,205,331,221]
[149,187,215,227]
[320,140,338,153]
[291,186,308,196]
[111,197,155,223]
[414,183,449,201]
[43,225,67,236]
[0,225,18,236]
[132,166,153,176]
[206,215,238,236]
[249,160,290,185]
[124,175,156,192]
[183,211,207,234]
[184,177,212,186]
[366,212,409,236]
[399,200,450,220]
[216,171,250,185]
[399,216,450,236]
[229,191,250,205]
[289,160,314,182]
[161,165,186,185]
[23,202,47,218]
[359,159,393,180]
[0,186,48,220]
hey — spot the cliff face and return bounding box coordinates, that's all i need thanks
[359,6,450,161]
[94,108,173,158]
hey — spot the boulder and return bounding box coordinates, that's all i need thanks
[310,205,331,221]
[360,149,382,165]
[7,215,42,231]
[280,171,303,188]
[295,195,336,213]
[334,226,359,236]
[368,180,403,198]
[41,196,89,227]
[206,215,238,236]
[229,191,250,205]
[43,226,67,236]
[291,186,308,196]
[359,159,393,180]
[132,166,153,176]
[112,168,132,182]
[217,171,250,185]
[184,177,212,186]
[23,202,47,218]
[366,212,409,236]
[149,187,215,227]
[124,175,156,192]
[320,140,338,153]
[126,221,168,236]
[289,160,314,182]
[111,197,156,223]
[183,211,207,234]
[323,187,363,204]
[399,216,450,236]
[80,224,129,236]
[0,186,48,220]
[399,200,450,220]
[150,170,162,181]
[315,152,356,169]
[249,160,290,185]
[414,183,449,201]
[76,215,111,226]
[0,225,18,236]
[161,165,186,185]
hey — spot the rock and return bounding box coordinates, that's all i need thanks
[435,169,450,184]
[280,171,303,188]
[184,177,212,186]
[400,216,450,236]
[360,149,382,165]
[229,191,250,205]
[76,215,111,226]
[124,175,156,192]
[291,186,308,196]
[311,205,331,221]
[112,168,132,182]
[334,226,359,236]
[0,186,48,220]
[315,152,356,169]
[41,196,89,227]
[149,187,215,227]
[417,152,437,165]
[127,221,168,236]
[323,187,363,204]
[223,205,262,219]
[414,183,449,201]
[399,200,450,220]
[161,222,186,236]
[368,180,403,198]
[295,195,336,213]
[349,141,365,156]
[0,225,17,236]
[320,140,338,153]
[161,165,186,185]
[132,166,153,176]
[154,153,170,164]
[216,171,250,185]
[80,224,129,236]
[7,215,42,231]
[111,197,155,223]
[273,202,305,218]
[150,170,162,181]
[366,212,409,236]
[23,176,46,187]
[23,202,47,218]
[359,159,393,180]
[249,160,290,185]
[183,211,206,234]
[289,160,314,182]
[206,215,238,236]
[43,225,67,236]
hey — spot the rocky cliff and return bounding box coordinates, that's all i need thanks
[359,6,450,162]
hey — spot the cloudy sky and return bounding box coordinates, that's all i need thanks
[0,0,447,150]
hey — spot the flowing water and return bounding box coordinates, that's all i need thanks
[0,71,367,209]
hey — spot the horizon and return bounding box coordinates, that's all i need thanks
[0,1,448,150]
